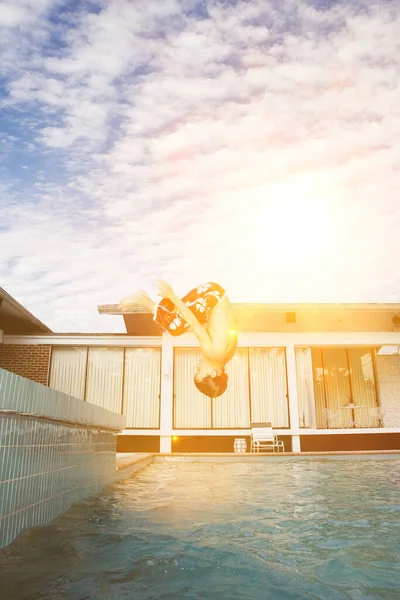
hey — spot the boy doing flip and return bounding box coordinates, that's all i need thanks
[119,281,237,398]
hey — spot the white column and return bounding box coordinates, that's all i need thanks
[291,435,301,453]
[159,333,173,452]
[286,343,301,452]
[0,330,3,344]
[160,436,172,452]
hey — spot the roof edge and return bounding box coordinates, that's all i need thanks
[0,288,53,333]
[98,302,400,315]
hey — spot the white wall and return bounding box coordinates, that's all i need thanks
[375,355,400,427]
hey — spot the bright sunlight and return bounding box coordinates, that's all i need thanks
[245,175,345,268]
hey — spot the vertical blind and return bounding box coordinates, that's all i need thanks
[173,347,289,428]
[311,348,379,427]
[213,348,250,428]
[123,348,161,428]
[310,349,327,428]
[322,349,351,409]
[347,349,378,427]
[249,348,289,427]
[49,347,87,400]
[48,344,382,431]
[49,346,161,427]
[295,348,317,428]
[85,348,124,412]
[174,348,211,428]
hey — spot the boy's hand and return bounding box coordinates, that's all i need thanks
[156,280,176,301]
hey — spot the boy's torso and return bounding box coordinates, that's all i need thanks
[205,295,237,361]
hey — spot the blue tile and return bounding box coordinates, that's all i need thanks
[1,409,118,548]
[0,482,7,517]
[1,480,14,517]
[0,516,11,548]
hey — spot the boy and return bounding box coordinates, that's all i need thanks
[119,280,238,398]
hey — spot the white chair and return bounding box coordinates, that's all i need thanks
[369,407,385,428]
[324,408,338,428]
[250,422,284,453]
[324,408,350,429]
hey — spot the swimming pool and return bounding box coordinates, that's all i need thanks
[1,457,399,599]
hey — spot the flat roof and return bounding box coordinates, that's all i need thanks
[98,302,400,315]
[98,301,400,336]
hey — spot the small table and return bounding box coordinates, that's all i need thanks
[340,405,366,428]
[233,438,247,453]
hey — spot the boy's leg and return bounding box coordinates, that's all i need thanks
[154,297,190,335]
[119,289,189,335]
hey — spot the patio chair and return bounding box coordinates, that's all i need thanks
[250,422,284,453]
[324,408,350,429]
[369,407,385,428]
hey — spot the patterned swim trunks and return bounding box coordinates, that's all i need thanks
[154,282,226,336]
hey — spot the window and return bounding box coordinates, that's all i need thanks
[295,348,316,428]
[49,346,161,427]
[86,348,124,412]
[311,348,378,428]
[249,348,289,427]
[123,348,161,428]
[173,347,288,428]
[49,347,87,400]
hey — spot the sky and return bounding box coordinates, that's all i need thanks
[1,0,399,333]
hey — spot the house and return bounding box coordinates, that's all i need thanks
[1,287,400,452]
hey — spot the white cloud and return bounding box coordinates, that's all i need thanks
[1,0,400,332]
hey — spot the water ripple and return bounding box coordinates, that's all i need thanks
[1,459,399,599]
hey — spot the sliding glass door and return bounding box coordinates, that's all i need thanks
[311,348,378,428]
[173,347,289,428]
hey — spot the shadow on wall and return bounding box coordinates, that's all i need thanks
[117,436,161,453]
[301,434,400,452]
[116,435,293,453]
[114,434,400,453]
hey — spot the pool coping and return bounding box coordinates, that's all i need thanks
[115,450,400,471]
[116,452,154,471]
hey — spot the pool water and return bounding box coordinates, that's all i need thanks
[1,458,400,599]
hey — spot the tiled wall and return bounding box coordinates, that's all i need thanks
[375,355,400,427]
[0,369,126,549]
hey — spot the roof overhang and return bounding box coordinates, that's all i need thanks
[99,302,400,315]
[98,302,400,335]
[0,288,52,335]
[98,304,162,335]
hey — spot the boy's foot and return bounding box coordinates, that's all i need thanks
[119,290,155,313]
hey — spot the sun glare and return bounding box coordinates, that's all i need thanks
[246,177,341,266]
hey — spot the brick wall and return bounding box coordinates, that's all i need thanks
[0,344,51,385]
[375,355,400,427]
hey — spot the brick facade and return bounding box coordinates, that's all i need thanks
[0,344,51,386]
[375,355,400,427]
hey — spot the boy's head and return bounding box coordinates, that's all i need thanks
[194,357,228,398]
[194,371,228,398]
